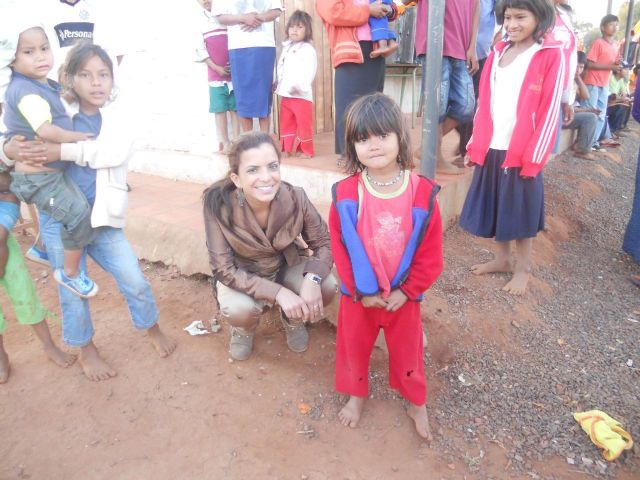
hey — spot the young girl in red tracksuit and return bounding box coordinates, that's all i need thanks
[329,93,443,439]
[460,0,563,296]
[276,10,316,158]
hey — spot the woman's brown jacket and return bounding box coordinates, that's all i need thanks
[203,182,333,303]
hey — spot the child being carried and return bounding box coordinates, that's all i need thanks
[3,22,98,298]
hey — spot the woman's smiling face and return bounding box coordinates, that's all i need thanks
[230,142,282,208]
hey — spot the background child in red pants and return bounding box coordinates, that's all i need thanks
[329,93,443,439]
[275,10,316,158]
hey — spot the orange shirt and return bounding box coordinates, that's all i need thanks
[584,38,619,87]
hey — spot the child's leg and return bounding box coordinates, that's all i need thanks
[383,301,432,440]
[85,227,176,358]
[258,117,270,133]
[292,99,315,158]
[436,59,464,174]
[471,240,512,275]
[0,334,9,383]
[215,112,230,151]
[0,199,20,278]
[0,227,8,279]
[2,233,76,367]
[335,297,380,427]
[279,98,296,154]
[502,237,533,295]
[229,110,240,140]
[39,213,115,380]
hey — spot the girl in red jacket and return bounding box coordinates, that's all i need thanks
[460,0,563,295]
[329,93,443,439]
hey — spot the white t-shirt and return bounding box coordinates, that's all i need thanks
[489,43,541,150]
[210,0,283,51]
[275,41,316,102]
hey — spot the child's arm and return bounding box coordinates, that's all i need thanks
[466,0,480,75]
[398,198,443,301]
[204,58,230,78]
[328,200,357,296]
[290,45,317,96]
[35,122,92,144]
[521,49,564,178]
[17,94,91,143]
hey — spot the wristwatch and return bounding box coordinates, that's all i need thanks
[304,273,322,285]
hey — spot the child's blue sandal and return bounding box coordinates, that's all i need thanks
[53,269,99,298]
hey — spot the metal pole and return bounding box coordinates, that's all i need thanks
[623,0,636,62]
[420,0,445,179]
[607,0,614,14]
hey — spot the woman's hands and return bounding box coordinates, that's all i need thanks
[299,277,324,323]
[276,287,311,322]
[362,290,408,312]
[369,0,390,19]
[277,277,325,323]
[241,12,262,31]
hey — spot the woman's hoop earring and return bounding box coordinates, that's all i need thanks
[236,189,245,207]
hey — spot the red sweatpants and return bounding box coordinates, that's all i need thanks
[279,97,314,156]
[334,296,426,405]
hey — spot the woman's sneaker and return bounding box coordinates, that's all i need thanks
[280,311,309,353]
[25,244,50,267]
[53,269,99,298]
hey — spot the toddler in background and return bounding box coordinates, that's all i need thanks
[195,0,238,154]
[276,10,317,158]
[369,0,398,58]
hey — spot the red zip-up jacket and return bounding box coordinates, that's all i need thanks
[467,35,565,178]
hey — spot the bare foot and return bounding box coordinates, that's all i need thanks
[147,324,177,358]
[338,396,366,428]
[436,159,465,175]
[406,403,433,441]
[0,349,10,384]
[381,42,399,58]
[471,258,512,275]
[502,270,530,295]
[574,151,596,161]
[43,343,77,368]
[79,342,117,382]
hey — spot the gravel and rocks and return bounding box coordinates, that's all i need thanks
[422,127,640,478]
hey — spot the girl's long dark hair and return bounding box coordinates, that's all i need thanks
[495,0,556,44]
[202,132,281,222]
[342,92,413,175]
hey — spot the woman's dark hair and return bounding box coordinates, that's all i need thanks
[600,14,619,28]
[343,92,413,175]
[576,50,587,66]
[203,132,281,221]
[62,42,114,103]
[495,0,556,44]
[286,10,313,42]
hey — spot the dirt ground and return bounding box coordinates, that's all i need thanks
[2,147,639,479]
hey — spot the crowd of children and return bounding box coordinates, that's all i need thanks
[0,0,638,443]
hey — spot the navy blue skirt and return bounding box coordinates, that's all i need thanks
[459,149,544,242]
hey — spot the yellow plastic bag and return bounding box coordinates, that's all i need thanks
[574,410,634,461]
